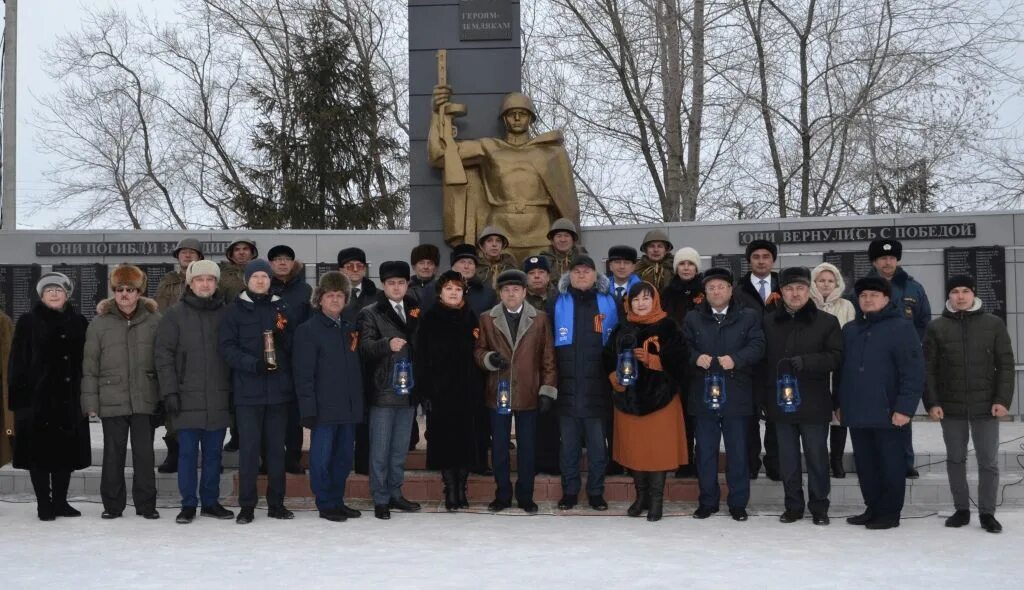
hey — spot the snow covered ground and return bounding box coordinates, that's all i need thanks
[1,500,1019,589]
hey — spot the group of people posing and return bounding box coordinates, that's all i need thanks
[0,220,1013,534]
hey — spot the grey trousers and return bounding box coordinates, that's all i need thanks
[940,417,1000,514]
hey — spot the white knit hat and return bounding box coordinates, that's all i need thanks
[185,260,221,283]
[673,247,701,272]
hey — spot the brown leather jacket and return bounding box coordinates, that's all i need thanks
[474,303,557,411]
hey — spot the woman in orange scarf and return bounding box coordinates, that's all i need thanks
[604,282,688,521]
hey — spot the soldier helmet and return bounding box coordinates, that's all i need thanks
[477,226,510,249]
[641,229,673,253]
[499,92,537,121]
[225,238,258,260]
[546,218,579,242]
[173,238,204,260]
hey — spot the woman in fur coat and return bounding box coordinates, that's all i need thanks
[8,272,91,520]
[604,282,688,521]
[414,270,485,510]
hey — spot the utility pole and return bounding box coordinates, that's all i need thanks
[1,0,16,230]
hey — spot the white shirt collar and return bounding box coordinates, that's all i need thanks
[712,305,729,315]
[505,305,524,314]
[750,273,771,289]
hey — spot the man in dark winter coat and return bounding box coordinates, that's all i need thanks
[732,239,781,481]
[269,244,312,474]
[760,267,842,525]
[683,267,765,521]
[358,261,423,520]
[154,259,235,524]
[153,237,205,473]
[218,259,298,524]
[476,269,557,514]
[409,244,440,305]
[81,265,163,520]
[219,237,257,452]
[338,247,379,476]
[838,277,924,530]
[548,255,618,510]
[854,238,931,478]
[925,274,1014,533]
[294,271,365,522]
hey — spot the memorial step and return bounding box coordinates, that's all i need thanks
[238,470,1024,507]
[0,464,235,498]
[89,445,1024,475]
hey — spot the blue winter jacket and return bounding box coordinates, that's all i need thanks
[682,299,766,417]
[218,291,296,406]
[292,312,364,426]
[837,303,924,428]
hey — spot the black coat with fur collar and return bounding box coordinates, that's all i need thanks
[414,301,484,469]
[8,302,91,471]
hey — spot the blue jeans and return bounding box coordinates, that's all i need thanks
[177,428,226,508]
[695,414,750,510]
[850,427,907,518]
[309,423,356,511]
[775,422,830,515]
[492,409,537,502]
[369,406,415,506]
[559,416,607,497]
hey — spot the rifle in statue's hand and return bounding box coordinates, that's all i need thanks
[435,49,467,186]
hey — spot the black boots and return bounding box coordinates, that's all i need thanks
[830,454,846,479]
[158,435,179,474]
[31,470,76,521]
[647,471,666,522]
[457,469,470,509]
[442,470,460,511]
[829,425,847,478]
[626,471,666,521]
[627,471,650,517]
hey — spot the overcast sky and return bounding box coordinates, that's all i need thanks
[9,1,1024,228]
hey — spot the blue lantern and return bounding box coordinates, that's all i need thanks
[392,357,414,395]
[776,373,801,413]
[497,379,512,415]
[617,349,637,387]
[704,372,726,411]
